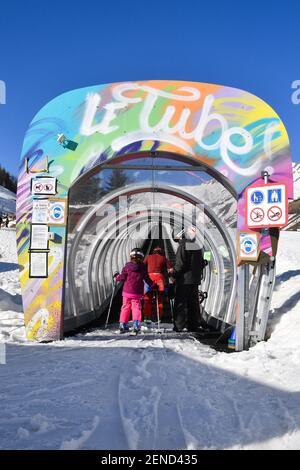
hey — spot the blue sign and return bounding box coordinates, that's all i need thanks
[267,188,282,204]
[251,191,264,205]
[243,239,253,253]
[53,206,62,219]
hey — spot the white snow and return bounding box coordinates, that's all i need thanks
[0,229,24,342]
[60,416,100,450]
[0,229,300,450]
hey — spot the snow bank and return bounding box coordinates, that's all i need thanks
[0,229,24,342]
[60,416,100,450]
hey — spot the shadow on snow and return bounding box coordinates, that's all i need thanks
[0,341,299,450]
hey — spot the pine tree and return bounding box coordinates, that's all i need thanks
[0,165,17,193]
[70,175,105,205]
[105,169,132,192]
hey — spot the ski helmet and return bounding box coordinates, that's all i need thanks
[153,246,163,254]
[130,248,144,260]
[184,225,197,241]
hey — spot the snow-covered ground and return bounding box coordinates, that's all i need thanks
[0,229,24,342]
[0,229,300,450]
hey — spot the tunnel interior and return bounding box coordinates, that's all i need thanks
[64,153,237,333]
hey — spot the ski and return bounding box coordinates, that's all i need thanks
[117,327,140,336]
[129,330,139,336]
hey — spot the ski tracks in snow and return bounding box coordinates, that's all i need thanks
[118,336,189,450]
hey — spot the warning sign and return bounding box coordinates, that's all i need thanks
[246,183,288,228]
[31,177,57,196]
[250,208,264,223]
[267,206,282,222]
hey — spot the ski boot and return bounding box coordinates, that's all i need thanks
[132,320,141,335]
[119,322,129,334]
[144,318,152,330]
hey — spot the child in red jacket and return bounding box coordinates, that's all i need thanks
[144,246,172,321]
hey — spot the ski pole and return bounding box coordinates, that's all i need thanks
[169,297,174,322]
[105,278,117,329]
[155,287,161,332]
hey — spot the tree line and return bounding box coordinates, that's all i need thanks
[70,169,132,205]
[0,164,17,193]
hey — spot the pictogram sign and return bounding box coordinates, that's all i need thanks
[246,183,288,228]
[238,231,260,262]
[267,206,282,222]
[250,207,264,223]
[31,177,57,196]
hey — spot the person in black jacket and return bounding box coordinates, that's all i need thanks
[169,226,206,332]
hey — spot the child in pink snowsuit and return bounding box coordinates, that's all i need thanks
[115,248,155,333]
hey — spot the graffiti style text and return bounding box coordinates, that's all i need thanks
[291,80,300,105]
[81,84,262,176]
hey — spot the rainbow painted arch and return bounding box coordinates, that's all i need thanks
[16,80,293,341]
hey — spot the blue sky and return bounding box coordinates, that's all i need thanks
[0,0,300,176]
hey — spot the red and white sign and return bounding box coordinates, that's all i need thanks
[267,206,282,222]
[250,207,264,223]
[246,182,288,228]
[31,177,57,196]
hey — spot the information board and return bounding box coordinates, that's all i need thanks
[29,252,48,278]
[30,224,49,250]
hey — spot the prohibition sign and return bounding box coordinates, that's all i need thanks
[250,207,264,223]
[267,205,282,221]
[33,183,43,192]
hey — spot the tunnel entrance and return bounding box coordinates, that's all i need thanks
[65,153,237,335]
[17,79,293,348]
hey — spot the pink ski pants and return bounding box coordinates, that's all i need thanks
[119,296,142,323]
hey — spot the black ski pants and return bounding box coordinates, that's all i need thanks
[173,284,200,331]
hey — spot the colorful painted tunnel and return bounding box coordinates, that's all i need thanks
[16,81,294,350]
